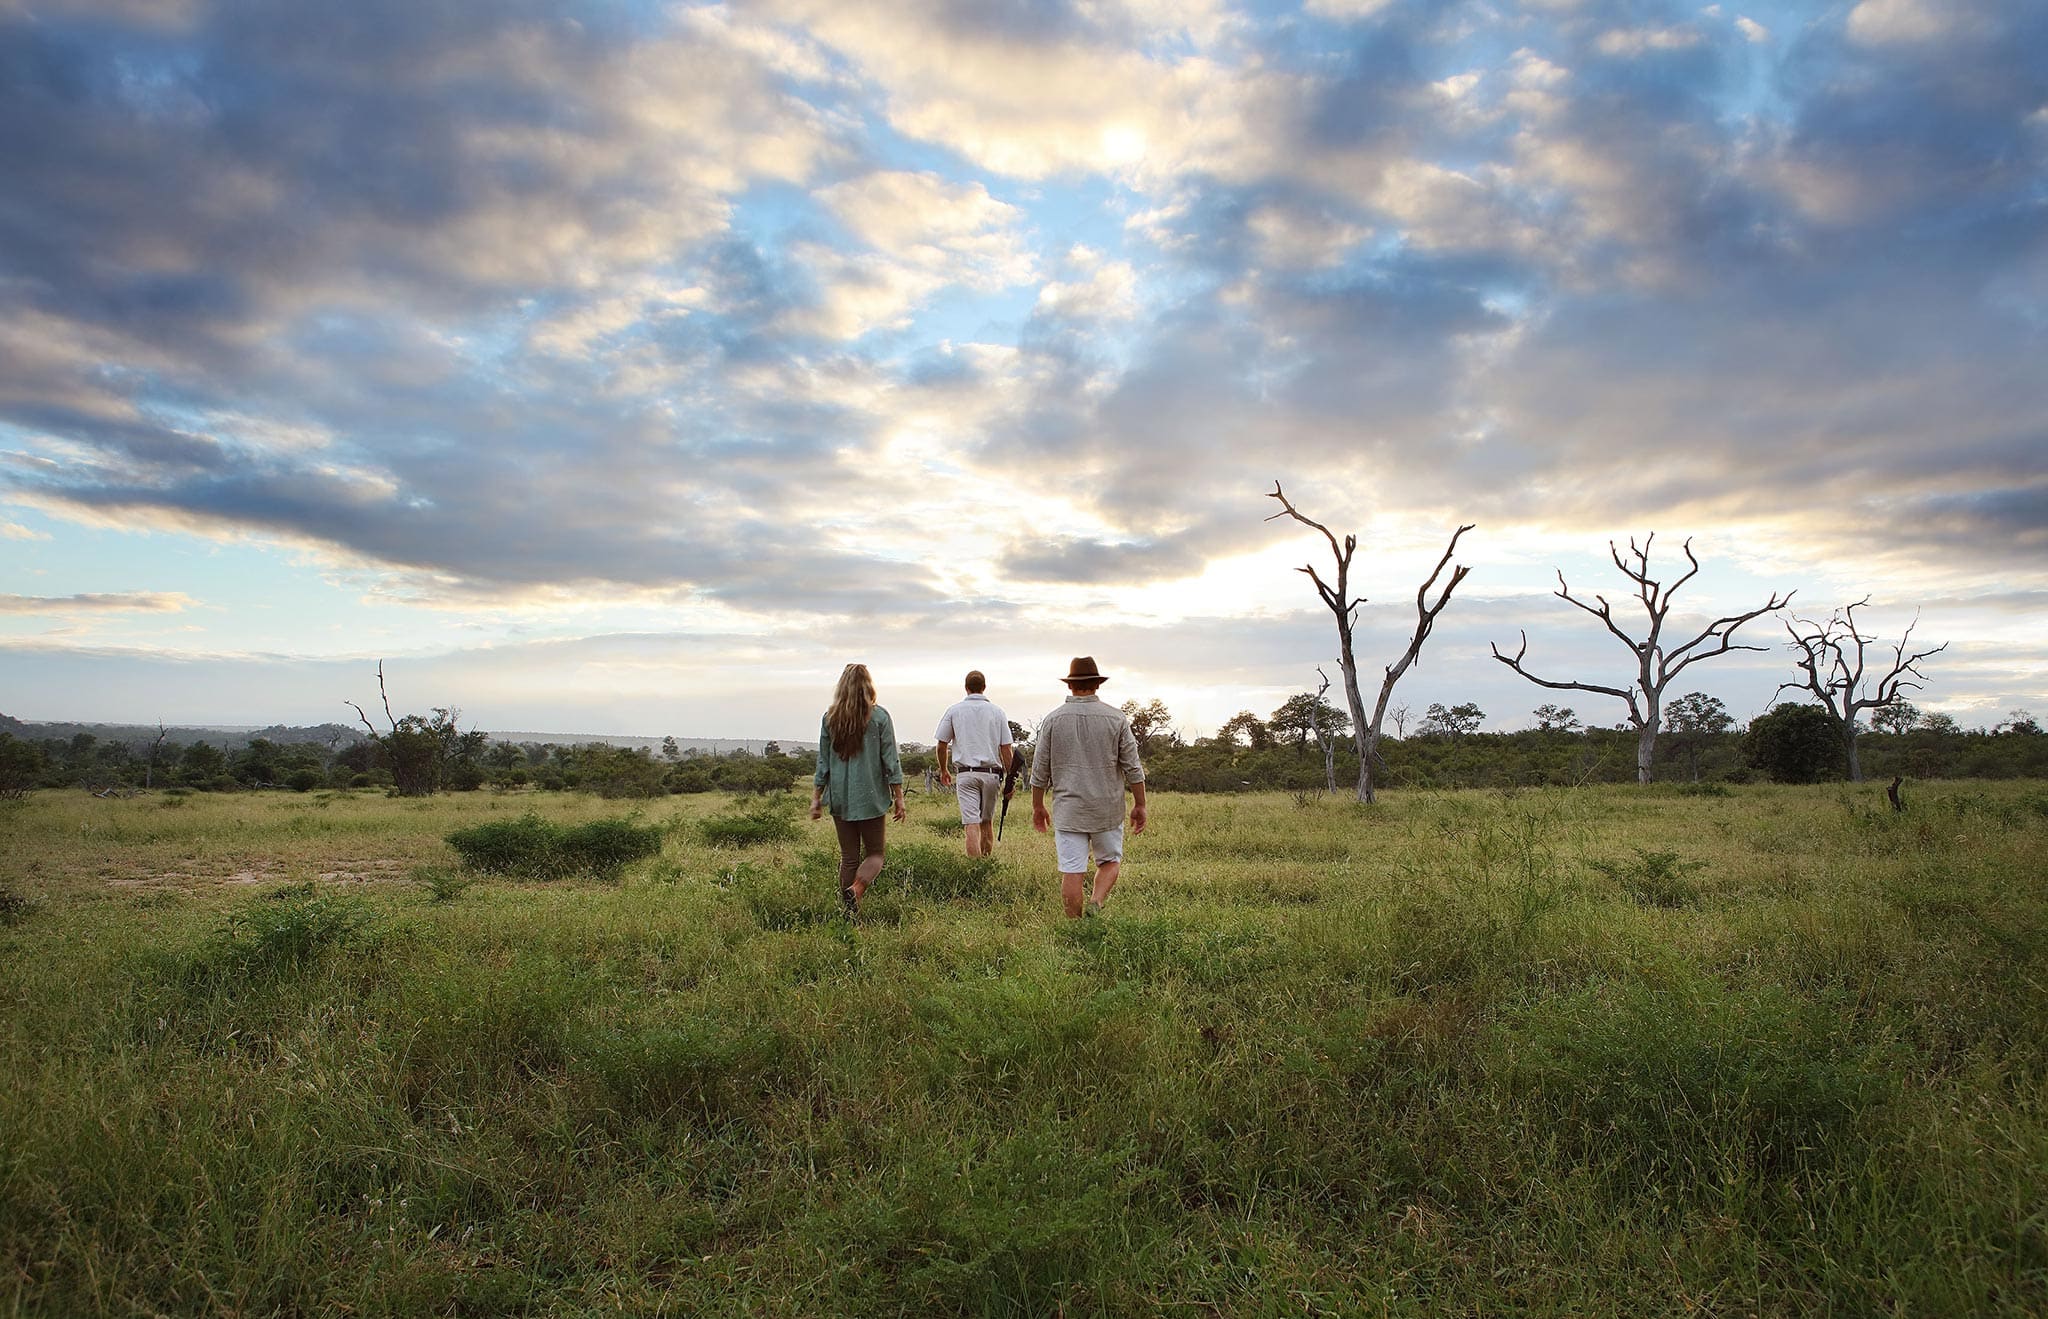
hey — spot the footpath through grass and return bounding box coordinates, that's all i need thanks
[1,782,2045,1316]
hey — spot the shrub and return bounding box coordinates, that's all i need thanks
[415,865,473,903]
[445,811,662,881]
[1747,703,1840,783]
[183,885,378,983]
[1588,848,1706,908]
[286,769,323,793]
[562,817,665,878]
[699,796,801,848]
[446,812,560,875]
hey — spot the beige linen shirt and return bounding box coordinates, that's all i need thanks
[1029,694,1144,833]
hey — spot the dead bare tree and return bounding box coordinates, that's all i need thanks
[1313,666,1338,793]
[1778,598,1946,782]
[346,661,458,796]
[1266,481,1474,804]
[1492,535,1791,785]
[144,720,167,790]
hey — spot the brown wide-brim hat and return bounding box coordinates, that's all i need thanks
[1062,655,1108,684]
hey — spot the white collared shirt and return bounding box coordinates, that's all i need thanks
[934,692,1013,770]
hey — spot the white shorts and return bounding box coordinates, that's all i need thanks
[1055,827,1124,874]
[955,771,1000,824]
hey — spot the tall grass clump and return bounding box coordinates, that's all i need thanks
[445,810,662,879]
[176,883,379,984]
[1588,847,1707,908]
[1505,978,1890,1195]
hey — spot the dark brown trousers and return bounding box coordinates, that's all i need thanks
[832,815,886,893]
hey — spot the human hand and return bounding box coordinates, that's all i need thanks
[892,799,907,823]
[938,770,953,787]
[1032,804,1050,833]
[1130,803,1147,834]
[809,802,823,821]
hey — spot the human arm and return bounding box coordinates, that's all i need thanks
[1129,781,1148,834]
[1031,785,1050,833]
[934,739,954,786]
[879,709,904,820]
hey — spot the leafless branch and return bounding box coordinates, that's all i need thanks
[377,660,397,729]
[344,700,380,740]
[1491,630,1640,716]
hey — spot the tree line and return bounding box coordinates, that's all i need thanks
[1087,694,2047,793]
[0,721,811,800]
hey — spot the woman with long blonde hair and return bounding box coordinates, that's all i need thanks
[810,662,905,914]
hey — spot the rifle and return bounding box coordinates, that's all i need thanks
[997,747,1028,841]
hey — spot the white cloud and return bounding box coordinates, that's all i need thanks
[1735,16,1771,43]
[0,591,196,615]
[1595,26,1704,57]
[785,171,1035,341]
[0,520,49,541]
[1247,204,1370,270]
[1034,246,1139,320]
[1845,0,1968,46]
[1303,0,1397,17]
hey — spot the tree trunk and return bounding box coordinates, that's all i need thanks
[1845,725,1863,783]
[1635,722,1656,785]
[1339,644,1374,804]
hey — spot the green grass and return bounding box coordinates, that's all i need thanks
[1,781,2045,1316]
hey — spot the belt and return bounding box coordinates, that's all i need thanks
[956,765,1002,774]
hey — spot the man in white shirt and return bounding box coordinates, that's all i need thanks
[934,670,1015,858]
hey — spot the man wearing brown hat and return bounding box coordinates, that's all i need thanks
[1030,656,1148,918]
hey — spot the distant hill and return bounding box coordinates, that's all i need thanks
[0,713,809,756]
[0,714,366,752]
[486,732,812,755]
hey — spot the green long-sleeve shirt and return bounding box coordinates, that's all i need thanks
[814,706,902,821]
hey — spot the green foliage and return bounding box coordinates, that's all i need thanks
[698,796,801,847]
[414,865,473,903]
[1747,702,1841,783]
[1419,701,1486,737]
[0,732,46,798]
[445,810,663,880]
[1587,847,1707,907]
[179,884,378,983]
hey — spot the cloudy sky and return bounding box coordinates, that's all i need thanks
[2,0,2043,744]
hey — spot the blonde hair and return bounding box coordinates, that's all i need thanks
[825,663,876,760]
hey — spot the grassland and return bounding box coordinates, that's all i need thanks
[2,781,2044,1316]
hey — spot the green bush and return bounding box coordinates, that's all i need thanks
[1747,703,1840,783]
[699,796,800,848]
[285,769,323,793]
[445,811,663,880]
[415,865,473,903]
[563,817,665,877]
[1588,848,1706,907]
[181,884,378,984]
